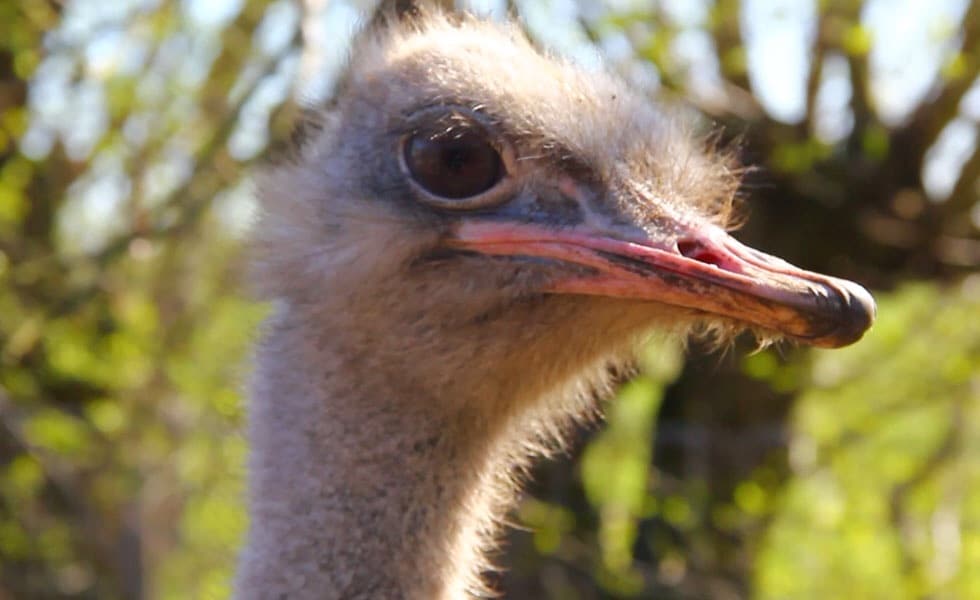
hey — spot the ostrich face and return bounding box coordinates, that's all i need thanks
[258,16,874,361]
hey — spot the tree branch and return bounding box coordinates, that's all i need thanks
[893,1,980,174]
[944,138,980,217]
[802,13,829,137]
[710,0,750,93]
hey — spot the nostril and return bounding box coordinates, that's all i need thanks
[677,240,727,268]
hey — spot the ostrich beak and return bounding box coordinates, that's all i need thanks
[448,220,875,348]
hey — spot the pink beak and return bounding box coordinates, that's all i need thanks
[448,221,875,348]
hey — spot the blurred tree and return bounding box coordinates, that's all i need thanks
[0,1,976,599]
[0,1,293,597]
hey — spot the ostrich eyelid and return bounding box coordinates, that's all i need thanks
[396,108,518,210]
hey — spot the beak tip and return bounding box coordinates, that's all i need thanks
[819,280,876,348]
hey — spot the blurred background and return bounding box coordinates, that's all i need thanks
[1,0,978,598]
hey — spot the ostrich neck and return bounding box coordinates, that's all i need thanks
[235,307,517,600]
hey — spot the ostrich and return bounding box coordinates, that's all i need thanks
[234,6,874,599]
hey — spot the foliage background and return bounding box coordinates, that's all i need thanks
[0,0,978,598]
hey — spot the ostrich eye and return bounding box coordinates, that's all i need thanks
[403,127,503,200]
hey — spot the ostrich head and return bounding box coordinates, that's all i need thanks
[253,11,874,417]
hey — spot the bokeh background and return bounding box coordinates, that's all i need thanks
[1,0,978,598]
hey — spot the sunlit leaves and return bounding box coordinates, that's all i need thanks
[0,0,290,597]
[23,409,93,458]
[517,498,577,555]
[861,122,890,159]
[0,155,31,226]
[582,377,660,576]
[841,24,873,57]
[769,138,832,173]
[579,340,682,592]
[756,280,980,599]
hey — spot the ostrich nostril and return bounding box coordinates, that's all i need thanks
[677,240,727,269]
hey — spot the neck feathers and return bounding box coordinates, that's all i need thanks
[235,304,598,599]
